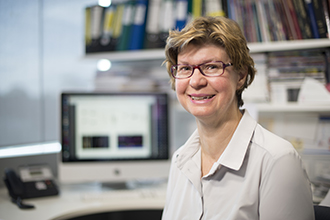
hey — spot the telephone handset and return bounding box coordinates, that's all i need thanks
[4,169,35,209]
[3,165,59,209]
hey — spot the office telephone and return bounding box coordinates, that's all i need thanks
[3,164,59,209]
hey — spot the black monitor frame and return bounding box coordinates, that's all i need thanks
[60,92,169,163]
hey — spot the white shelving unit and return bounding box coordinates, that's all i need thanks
[85,38,330,61]
[88,38,330,183]
[255,103,330,113]
[248,38,330,53]
[88,38,330,112]
[85,48,165,61]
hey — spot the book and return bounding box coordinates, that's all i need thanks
[256,0,271,42]
[305,0,320,38]
[227,0,236,20]
[245,0,258,42]
[324,49,330,84]
[267,50,326,103]
[287,0,303,39]
[322,0,330,38]
[267,50,326,82]
[222,0,228,17]
[274,0,293,40]
[233,0,244,39]
[268,0,286,41]
[281,0,300,40]
[313,0,328,38]
[292,0,314,39]
[251,0,262,42]
[263,0,279,41]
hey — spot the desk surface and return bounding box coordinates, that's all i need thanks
[0,182,167,220]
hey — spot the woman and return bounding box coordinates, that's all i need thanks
[162,16,314,220]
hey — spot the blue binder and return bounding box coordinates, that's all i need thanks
[175,0,188,31]
[129,0,148,50]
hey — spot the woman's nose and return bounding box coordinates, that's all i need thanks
[189,67,207,89]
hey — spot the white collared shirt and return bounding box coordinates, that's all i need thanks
[162,110,314,220]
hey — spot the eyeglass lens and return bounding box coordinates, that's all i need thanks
[172,61,230,79]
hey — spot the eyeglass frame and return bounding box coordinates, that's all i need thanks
[170,61,233,79]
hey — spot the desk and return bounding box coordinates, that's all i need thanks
[0,182,167,220]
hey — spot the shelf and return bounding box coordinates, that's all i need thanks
[85,49,165,61]
[255,103,330,113]
[248,38,330,53]
[85,39,330,61]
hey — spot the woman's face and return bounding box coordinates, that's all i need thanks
[175,44,246,124]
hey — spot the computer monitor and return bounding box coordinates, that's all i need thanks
[58,92,170,185]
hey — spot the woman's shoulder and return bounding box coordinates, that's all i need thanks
[252,124,298,159]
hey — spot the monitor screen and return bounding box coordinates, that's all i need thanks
[59,92,170,184]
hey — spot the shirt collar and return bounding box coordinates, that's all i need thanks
[175,110,257,172]
[175,129,200,170]
[217,110,257,171]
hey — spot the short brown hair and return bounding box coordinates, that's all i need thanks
[164,16,256,107]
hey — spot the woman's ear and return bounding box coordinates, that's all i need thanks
[236,68,248,90]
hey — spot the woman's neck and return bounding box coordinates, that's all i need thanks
[197,109,243,176]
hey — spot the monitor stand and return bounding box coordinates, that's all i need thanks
[101,178,167,190]
[101,182,129,190]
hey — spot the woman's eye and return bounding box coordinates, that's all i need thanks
[179,66,191,71]
[205,64,220,70]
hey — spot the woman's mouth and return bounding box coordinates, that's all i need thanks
[190,95,215,100]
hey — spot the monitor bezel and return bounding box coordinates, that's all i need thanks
[60,92,170,163]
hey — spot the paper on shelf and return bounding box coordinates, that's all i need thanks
[298,77,330,104]
[242,55,269,102]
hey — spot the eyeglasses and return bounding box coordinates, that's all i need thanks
[171,61,233,79]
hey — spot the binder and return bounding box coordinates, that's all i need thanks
[111,3,125,50]
[227,0,236,20]
[99,5,116,51]
[117,1,135,51]
[205,0,224,17]
[144,0,164,48]
[159,0,175,46]
[128,0,148,50]
[222,0,228,17]
[85,7,92,52]
[175,0,189,31]
[192,0,202,18]
[86,5,105,53]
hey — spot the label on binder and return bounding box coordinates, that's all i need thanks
[134,5,147,25]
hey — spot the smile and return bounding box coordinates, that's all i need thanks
[190,95,215,100]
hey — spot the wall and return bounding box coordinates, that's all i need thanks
[0,0,195,188]
[0,0,97,186]
[0,0,97,146]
